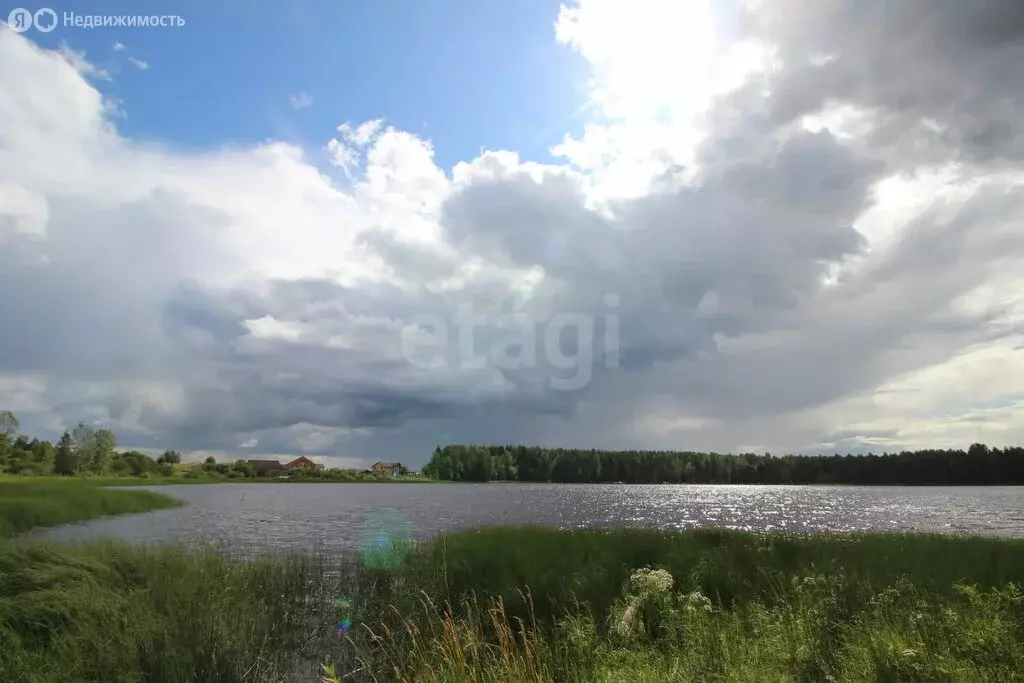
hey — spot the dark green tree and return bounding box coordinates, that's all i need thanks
[421,443,1024,486]
[53,431,77,475]
[0,409,18,472]
[231,459,253,477]
[158,449,182,464]
[90,429,116,474]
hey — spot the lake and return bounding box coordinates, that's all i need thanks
[25,483,1024,555]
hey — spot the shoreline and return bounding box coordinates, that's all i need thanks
[3,482,1024,680]
[14,475,1024,487]
[0,479,182,537]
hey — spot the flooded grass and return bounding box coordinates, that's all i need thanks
[0,479,181,537]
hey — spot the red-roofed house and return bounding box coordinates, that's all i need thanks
[285,456,324,471]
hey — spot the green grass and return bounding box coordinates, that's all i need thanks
[87,475,437,486]
[2,474,438,488]
[349,527,1024,682]
[89,476,229,486]
[3,527,1024,681]
[0,541,350,682]
[0,479,182,536]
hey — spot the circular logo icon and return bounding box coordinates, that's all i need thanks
[34,8,57,33]
[7,8,33,33]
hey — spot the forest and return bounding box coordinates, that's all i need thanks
[6,404,1024,486]
[422,443,1024,485]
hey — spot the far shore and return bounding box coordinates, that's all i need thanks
[9,475,1022,488]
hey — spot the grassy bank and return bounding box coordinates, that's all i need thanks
[0,479,182,536]
[0,474,436,488]
[96,475,436,486]
[2,527,1024,681]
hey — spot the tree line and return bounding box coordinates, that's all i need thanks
[0,409,419,481]
[0,409,191,477]
[422,443,1024,485]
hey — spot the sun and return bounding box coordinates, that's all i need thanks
[552,0,772,196]
[556,0,720,124]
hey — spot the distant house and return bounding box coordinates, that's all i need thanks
[368,461,406,476]
[285,456,324,471]
[247,459,283,474]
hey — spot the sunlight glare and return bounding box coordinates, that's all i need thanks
[556,0,719,123]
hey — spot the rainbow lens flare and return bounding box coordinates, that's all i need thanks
[358,508,413,570]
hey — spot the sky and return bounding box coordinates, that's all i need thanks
[14,0,591,167]
[2,0,1024,469]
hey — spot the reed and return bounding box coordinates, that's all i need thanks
[2,524,1023,681]
[0,479,181,536]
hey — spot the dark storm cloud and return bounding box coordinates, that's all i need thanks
[432,128,878,385]
[442,161,614,272]
[740,0,1024,166]
[0,192,234,380]
[134,275,595,448]
[658,184,1024,420]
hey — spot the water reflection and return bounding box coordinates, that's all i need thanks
[23,483,1024,557]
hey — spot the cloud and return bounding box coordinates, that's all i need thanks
[128,56,149,70]
[326,119,384,176]
[737,0,1024,168]
[57,43,111,81]
[289,90,313,109]
[2,1,1024,465]
[112,42,125,52]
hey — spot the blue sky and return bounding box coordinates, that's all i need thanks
[19,0,591,170]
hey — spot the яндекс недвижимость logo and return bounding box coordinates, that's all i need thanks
[6,8,184,32]
[7,8,57,33]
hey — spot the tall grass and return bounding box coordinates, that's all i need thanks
[0,479,181,536]
[2,527,1024,681]
[0,541,360,681]
[337,527,1024,682]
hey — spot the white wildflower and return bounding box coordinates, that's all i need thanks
[628,567,674,596]
[685,590,713,613]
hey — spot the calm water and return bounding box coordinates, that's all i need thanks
[25,484,1024,555]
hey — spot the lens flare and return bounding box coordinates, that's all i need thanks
[358,508,413,570]
[333,597,354,633]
